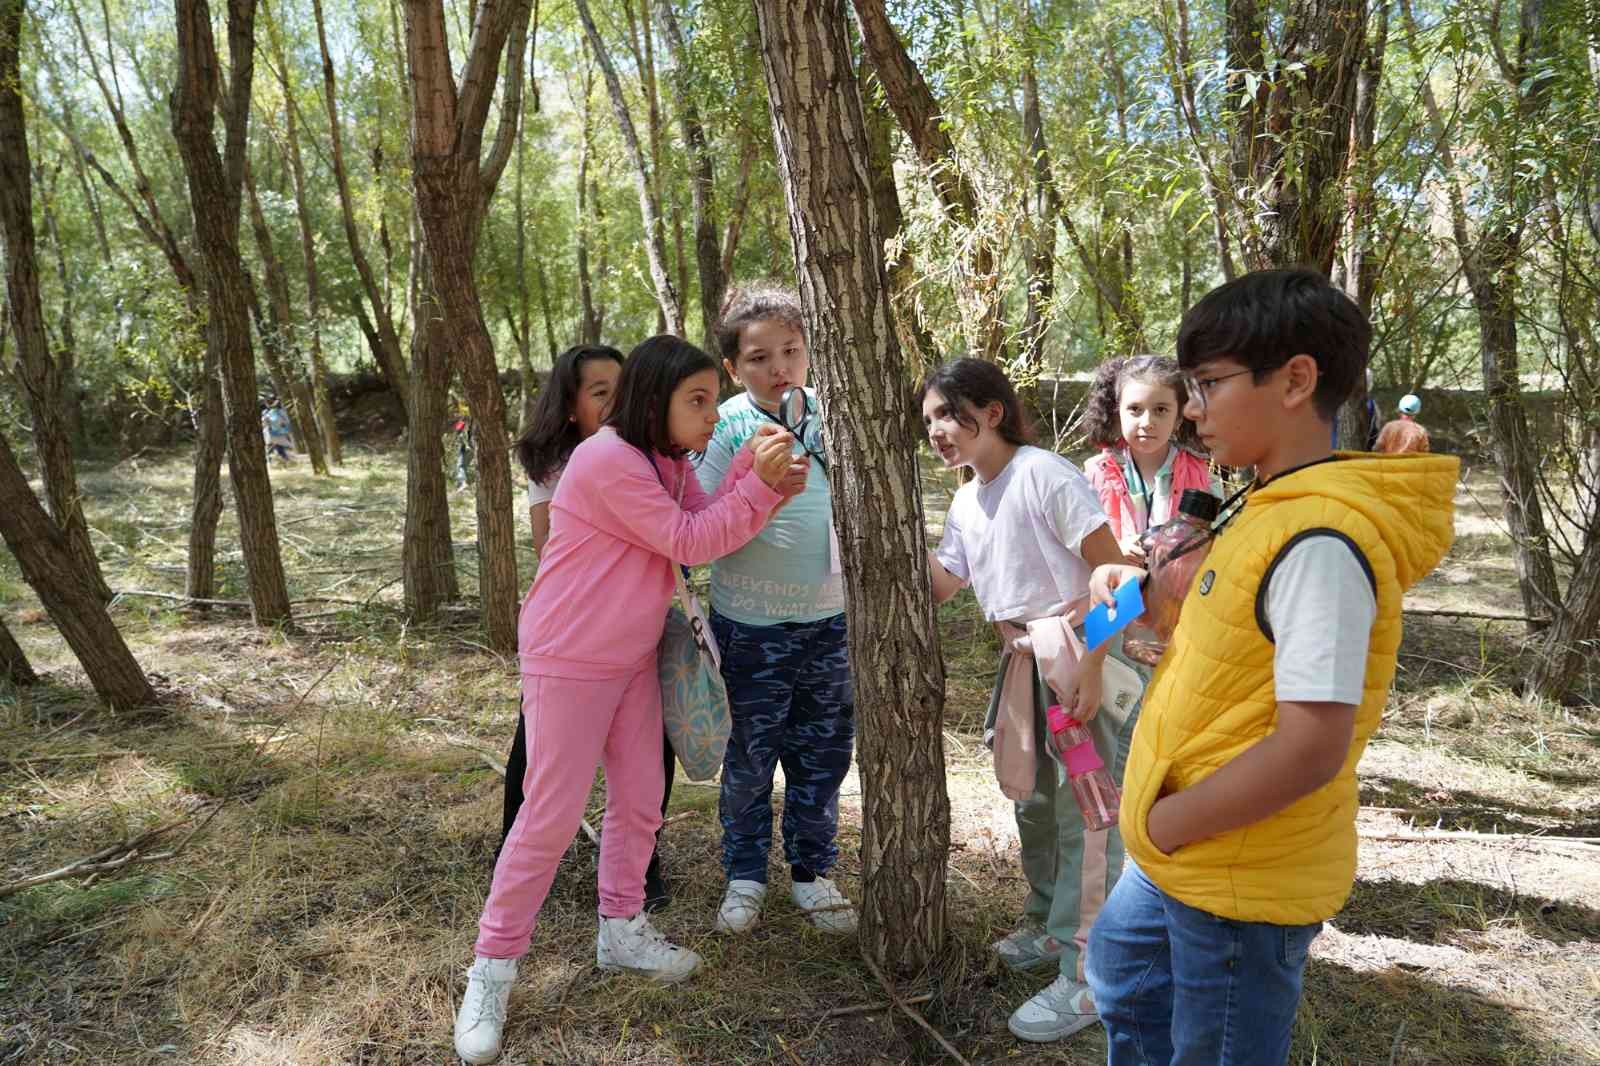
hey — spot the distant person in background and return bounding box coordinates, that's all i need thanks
[262,400,294,464]
[1375,393,1431,454]
[451,405,475,490]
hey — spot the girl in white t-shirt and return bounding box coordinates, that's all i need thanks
[517,345,624,552]
[921,357,1142,1046]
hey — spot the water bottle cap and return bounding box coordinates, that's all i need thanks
[1178,488,1220,523]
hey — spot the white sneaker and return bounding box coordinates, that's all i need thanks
[791,876,858,934]
[596,911,701,983]
[453,955,517,1064]
[1007,974,1099,1043]
[715,879,767,933]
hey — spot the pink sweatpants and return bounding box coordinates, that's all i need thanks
[474,666,665,959]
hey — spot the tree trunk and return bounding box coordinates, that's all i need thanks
[754,0,950,974]
[576,51,602,345]
[0,431,155,708]
[403,271,460,620]
[313,0,410,429]
[850,0,1004,360]
[0,610,36,687]
[860,58,936,370]
[573,0,684,336]
[657,0,726,352]
[1523,465,1600,702]
[1399,0,1561,631]
[1225,0,1366,272]
[56,0,227,603]
[402,0,529,652]
[1018,19,1055,373]
[171,0,292,627]
[264,5,340,467]
[0,0,111,604]
[35,161,86,448]
[243,159,330,475]
[1337,0,1388,451]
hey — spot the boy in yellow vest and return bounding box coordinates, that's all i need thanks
[1083,269,1457,1066]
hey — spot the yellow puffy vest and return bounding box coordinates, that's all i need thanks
[1120,453,1458,924]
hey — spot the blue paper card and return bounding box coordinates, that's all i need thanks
[1083,578,1145,652]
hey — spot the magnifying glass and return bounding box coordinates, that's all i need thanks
[778,386,809,436]
[776,386,828,475]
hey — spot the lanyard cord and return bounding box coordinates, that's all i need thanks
[756,401,830,476]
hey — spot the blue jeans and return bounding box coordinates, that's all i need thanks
[1086,862,1321,1066]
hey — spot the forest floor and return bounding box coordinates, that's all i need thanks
[2,446,1598,1065]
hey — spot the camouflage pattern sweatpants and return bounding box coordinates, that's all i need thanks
[710,610,855,884]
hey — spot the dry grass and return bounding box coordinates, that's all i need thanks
[2,447,1597,1065]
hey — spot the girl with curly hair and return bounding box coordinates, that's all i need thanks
[1080,355,1218,561]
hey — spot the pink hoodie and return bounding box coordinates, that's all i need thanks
[518,426,781,679]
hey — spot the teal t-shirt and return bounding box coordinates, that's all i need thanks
[695,390,844,626]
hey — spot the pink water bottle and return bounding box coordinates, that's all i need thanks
[1045,705,1120,831]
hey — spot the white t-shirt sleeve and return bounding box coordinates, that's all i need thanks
[1265,535,1377,704]
[934,503,970,581]
[1043,464,1111,556]
[526,470,559,507]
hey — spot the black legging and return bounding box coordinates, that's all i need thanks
[496,708,676,863]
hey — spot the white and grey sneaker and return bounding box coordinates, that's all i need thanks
[790,876,858,934]
[1007,974,1099,1043]
[714,879,767,934]
[596,911,701,983]
[991,921,1065,972]
[453,955,518,1064]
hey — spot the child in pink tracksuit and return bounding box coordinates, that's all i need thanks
[453,335,801,1065]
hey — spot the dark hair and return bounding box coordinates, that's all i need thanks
[715,283,805,362]
[605,335,720,456]
[515,344,625,486]
[916,358,1034,446]
[1080,354,1202,451]
[1176,268,1370,421]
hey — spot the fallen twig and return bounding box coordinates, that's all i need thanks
[1361,828,1598,847]
[1401,606,1548,624]
[859,952,969,1066]
[807,992,934,1020]
[439,732,599,844]
[111,589,366,609]
[0,817,191,899]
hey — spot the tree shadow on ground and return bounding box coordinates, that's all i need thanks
[1294,958,1594,1066]
[1335,875,1600,947]
[1360,774,1600,836]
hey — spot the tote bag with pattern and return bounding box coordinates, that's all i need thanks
[652,460,732,780]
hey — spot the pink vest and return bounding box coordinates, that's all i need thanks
[1084,446,1213,542]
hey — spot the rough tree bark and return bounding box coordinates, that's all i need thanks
[850,0,1005,360]
[0,431,155,708]
[573,0,684,335]
[0,611,36,687]
[656,0,726,351]
[171,0,293,626]
[403,0,532,651]
[754,0,950,973]
[1225,0,1367,273]
[0,0,111,604]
